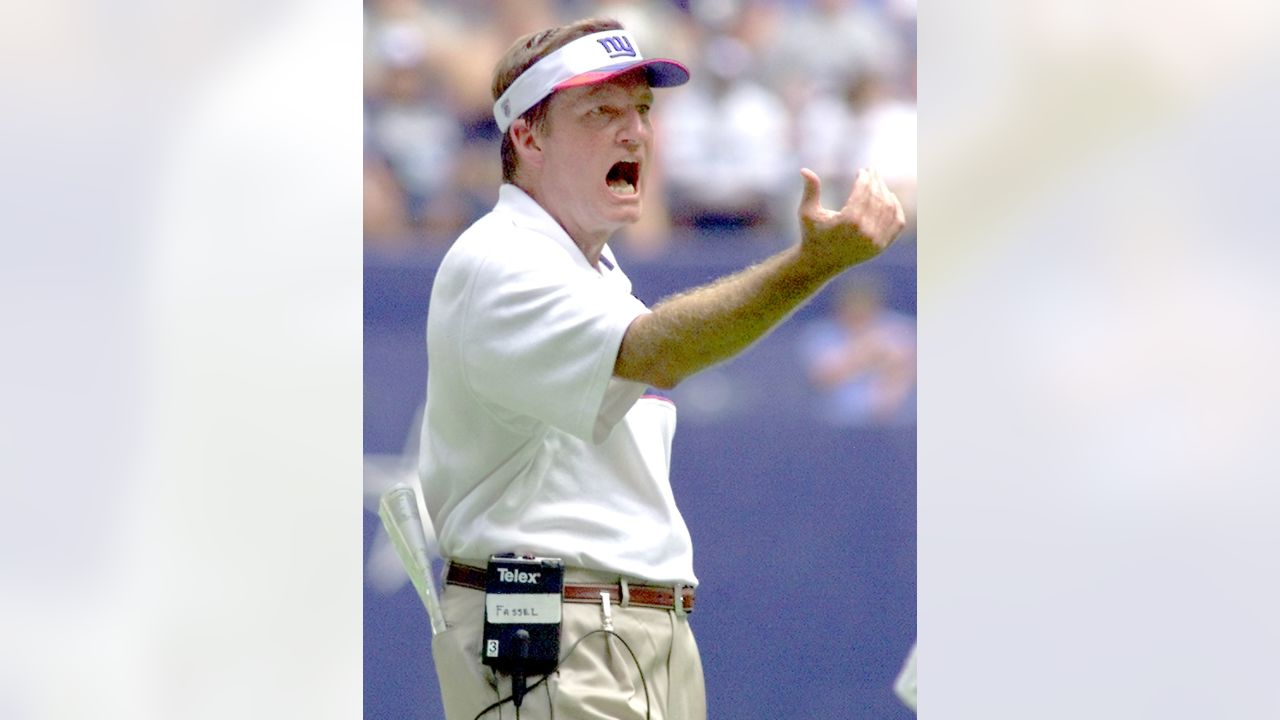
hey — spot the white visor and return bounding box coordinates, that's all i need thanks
[493,30,690,132]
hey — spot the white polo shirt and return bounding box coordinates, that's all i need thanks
[419,184,697,586]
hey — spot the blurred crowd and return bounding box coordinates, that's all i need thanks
[364,0,917,255]
[801,276,916,426]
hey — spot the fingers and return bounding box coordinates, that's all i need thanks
[868,171,906,237]
[798,167,823,219]
[840,169,875,230]
[845,168,873,209]
[844,168,906,246]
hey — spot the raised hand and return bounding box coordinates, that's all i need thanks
[797,167,906,274]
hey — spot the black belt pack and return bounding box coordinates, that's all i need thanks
[481,554,564,675]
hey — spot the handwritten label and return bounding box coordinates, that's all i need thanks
[485,593,562,624]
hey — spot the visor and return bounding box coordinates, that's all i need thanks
[493,30,690,133]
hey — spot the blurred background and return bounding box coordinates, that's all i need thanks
[362,0,918,717]
[363,0,917,253]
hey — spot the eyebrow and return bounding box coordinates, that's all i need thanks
[581,84,654,103]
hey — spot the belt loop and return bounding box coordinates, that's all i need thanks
[619,578,630,608]
[600,591,614,632]
[673,585,687,617]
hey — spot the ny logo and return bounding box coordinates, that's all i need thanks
[596,36,636,58]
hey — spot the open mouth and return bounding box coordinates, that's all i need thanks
[605,161,640,196]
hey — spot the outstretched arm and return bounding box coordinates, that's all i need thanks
[614,167,906,389]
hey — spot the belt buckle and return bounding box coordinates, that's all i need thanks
[673,585,688,617]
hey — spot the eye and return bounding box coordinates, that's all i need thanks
[637,104,652,116]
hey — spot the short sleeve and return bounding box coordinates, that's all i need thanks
[461,248,649,443]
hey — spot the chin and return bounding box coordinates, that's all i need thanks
[610,205,643,227]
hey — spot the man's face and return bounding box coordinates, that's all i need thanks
[532,69,654,242]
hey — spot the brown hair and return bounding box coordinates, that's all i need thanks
[492,17,624,183]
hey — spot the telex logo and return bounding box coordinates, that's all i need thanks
[497,567,541,583]
[596,35,636,58]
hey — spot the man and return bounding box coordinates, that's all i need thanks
[420,17,904,720]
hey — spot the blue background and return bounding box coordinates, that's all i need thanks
[364,232,916,719]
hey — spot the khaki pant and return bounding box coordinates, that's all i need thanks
[431,568,706,720]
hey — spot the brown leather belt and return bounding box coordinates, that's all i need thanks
[446,562,695,614]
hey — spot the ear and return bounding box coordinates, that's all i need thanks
[509,117,544,171]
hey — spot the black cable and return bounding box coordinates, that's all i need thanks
[471,628,651,720]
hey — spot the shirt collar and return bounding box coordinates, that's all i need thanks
[495,183,620,274]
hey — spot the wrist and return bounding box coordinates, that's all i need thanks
[778,244,846,289]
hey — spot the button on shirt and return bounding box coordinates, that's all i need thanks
[420,184,697,586]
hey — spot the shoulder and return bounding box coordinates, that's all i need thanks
[452,206,577,266]
[437,212,583,308]
[437,212,517,284]
[440,211,509,270]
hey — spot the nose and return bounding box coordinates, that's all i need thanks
[616,107,650,149]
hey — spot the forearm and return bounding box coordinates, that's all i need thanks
[615,167,905,389]
[614,245,842,388]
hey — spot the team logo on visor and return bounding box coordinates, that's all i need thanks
[596,36,637,58]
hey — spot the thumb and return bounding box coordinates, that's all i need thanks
[798,167,823,219]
